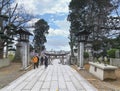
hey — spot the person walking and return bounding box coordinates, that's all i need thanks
[40,55,44,65]
[32,55,39,69]
[44,55,48,68]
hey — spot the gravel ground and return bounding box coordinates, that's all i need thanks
[71,64,120,91]
[0,63,120,91]
[0,63,32,89]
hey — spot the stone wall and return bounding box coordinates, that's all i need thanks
[0,58,10,68]
[110,58,120,67]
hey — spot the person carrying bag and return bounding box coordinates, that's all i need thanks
[32,56,39,69]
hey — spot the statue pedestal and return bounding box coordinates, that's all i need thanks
[89,62,117,80]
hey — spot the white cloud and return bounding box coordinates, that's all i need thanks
[60,45,70,51]
[14,0,71,51]
[27,18,39,26]
[45,37,70,51]
[54,18,70,32]
[45,43,70,51]
[48,28,69,37]
[26,18,70,37]
[14,0,71,15]
[46,27,70,51]
[46,15,70,51]
[26,18,39,34]
[48,18,70,37]
[14,0,36,14]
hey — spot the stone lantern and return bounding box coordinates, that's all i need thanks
[16,28,33,70]
[76,30,91,69]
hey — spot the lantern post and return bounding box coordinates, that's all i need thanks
[76,30,91,69]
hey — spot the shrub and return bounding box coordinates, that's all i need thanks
[84,52,89,58]
[8,54,15,61]
[107,49,117,58]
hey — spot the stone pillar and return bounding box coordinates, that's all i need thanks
[27,43,30,65]
[20,42,30,70]
[77,43,80,66]
[79,42,84,69]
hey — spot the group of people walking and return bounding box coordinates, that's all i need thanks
[32,54,48,69]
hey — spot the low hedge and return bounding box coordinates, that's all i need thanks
[84,52,89,58]
[107,49,117,58]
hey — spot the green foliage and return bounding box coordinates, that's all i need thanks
[33,19,49,52]
[68,0,91,57]
[92,40,102,51]
[107,49,117,58]
[109,35,120,49]
[30,44,34,52]
[84,52,89,58]
[68,0,89,34]
[8,54,15,61]
[68,0,119,56]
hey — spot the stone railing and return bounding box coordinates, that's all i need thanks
[110,58,120,67]
[0,58,10,68]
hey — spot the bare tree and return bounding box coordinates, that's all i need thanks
[0,0,34,58]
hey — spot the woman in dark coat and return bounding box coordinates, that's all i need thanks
[44,55,48,68]
[40,56,44,65]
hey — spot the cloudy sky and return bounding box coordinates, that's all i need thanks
[14,0,71,51]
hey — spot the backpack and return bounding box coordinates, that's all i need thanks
[32,56,38,63]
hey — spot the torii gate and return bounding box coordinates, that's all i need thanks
[45,52,70,65]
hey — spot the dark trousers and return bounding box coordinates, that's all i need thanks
[34,63,38,69]
[45,62,48,68]
[40,60,43,65]
[45,64,48,68]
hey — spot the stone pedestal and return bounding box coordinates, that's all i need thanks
[20,42,30,70]
[89,62,117,80]
[79,42,84,68]
[14,42,30,70]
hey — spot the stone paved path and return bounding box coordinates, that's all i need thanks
[0,59,97,91]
